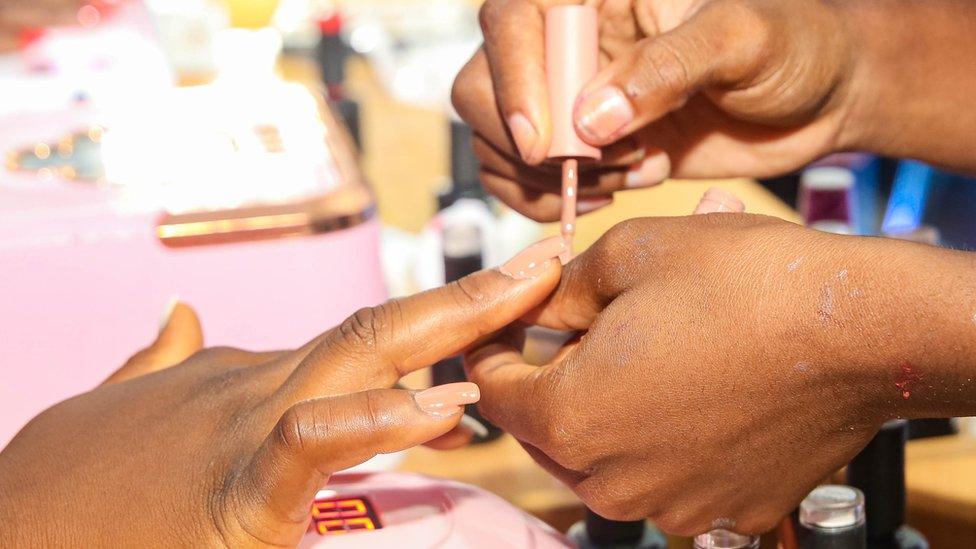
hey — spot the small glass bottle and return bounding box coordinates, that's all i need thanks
[693,529,759,549]
[798,485,866,549]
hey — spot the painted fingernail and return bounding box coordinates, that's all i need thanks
[499,236,566,280]
[459,413,490,438]
[507,112,539,163]
[415,382,481,417]
[575,86,634,142]
[577,196,612,214]
[693,187,746,214]
[624,153,671,189]
[159,295,179,332]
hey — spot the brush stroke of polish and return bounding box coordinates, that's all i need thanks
[894,363,922,399]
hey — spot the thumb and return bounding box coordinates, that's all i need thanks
[573,1,766,145]
[102,298,204,385]
[233,383,479,541]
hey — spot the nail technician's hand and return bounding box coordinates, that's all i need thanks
[453,0,856,220]
[0,238,565,547]
[468,216,976,536]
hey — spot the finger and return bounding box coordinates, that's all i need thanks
[279,237,567,402]
[480,170,612,222]
[235,384,478,537]
[693,186,746,214]
[102,299,203,385]
[478,0,551,164]
[453,50,524,162]
[423,421,476,450]
[527,188,745,330]
[573,1,765,146]
[463,341,555,446]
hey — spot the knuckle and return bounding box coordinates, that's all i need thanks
[274,406,312,457]
[446,276,488,311]
[360,390,395,431]
[337,304,392,349]
[450,56,482,121]
[631,40,692,107]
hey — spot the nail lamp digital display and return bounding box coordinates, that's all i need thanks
[300,472,572,548]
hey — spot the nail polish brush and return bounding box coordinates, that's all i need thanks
[545,5,601,263]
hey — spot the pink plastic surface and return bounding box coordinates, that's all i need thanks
[300,471,572,548]
[0,114,386,447]
[545,5,600,160]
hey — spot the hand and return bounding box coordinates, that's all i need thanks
[467,216,947,536]
[452,0,856,220]
[0,237,566,547]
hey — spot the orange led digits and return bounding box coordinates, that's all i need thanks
[311,496,382,535]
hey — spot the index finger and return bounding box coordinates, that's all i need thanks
[278,237,567,403]
[478,0,552,164]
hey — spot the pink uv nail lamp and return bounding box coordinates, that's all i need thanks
[0,54,385,446]
[300,471,572,548]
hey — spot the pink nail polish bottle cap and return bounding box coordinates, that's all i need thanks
[546,5,601,160]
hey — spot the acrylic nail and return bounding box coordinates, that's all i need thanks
[459,413,490,438]
[414,382,481,417]
[507,112,539,162]
[624,153,671,189]
[499,236,566,280]
[575,86,634,142]
[693,187,746,214]
[159,295,180,332]
[577,196,612,214]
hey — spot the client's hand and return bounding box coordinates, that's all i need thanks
[0,237,565,547]
[467,215,943,536]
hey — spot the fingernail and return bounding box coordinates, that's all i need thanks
[693,187,746,214]
[459,413,490,438]
[577,196,612,214]
[415,382,481,417]
[575,86,634,142]
[499,236,566,280]
[159,295,179,332]
[507,112,539,163]
[624,153,671,189]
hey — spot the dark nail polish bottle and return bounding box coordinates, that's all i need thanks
[567,509,668,549]
[798,485,866,549]
[846,420,928,549]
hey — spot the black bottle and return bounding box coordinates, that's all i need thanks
[567,509,668,549]
[846,420,928,549]
[315,13,361,150]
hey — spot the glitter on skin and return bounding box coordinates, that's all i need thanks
[894,363,922,399]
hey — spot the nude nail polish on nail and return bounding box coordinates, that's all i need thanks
[499,236,566,280]
[577,196,612,214]
[693,187,746,214]
[507,112,539,162]
[624,154,671,189]
[159,295,179,332]
[415,382,481,417]
[576,87,634,142]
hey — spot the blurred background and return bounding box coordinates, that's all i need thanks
[1,1,974,548]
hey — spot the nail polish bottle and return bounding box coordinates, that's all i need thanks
[797,485,866,549]
[846,420,928,549]
[567,509,667,549]
[315,11,361,150]
[799,166,855,235]
[428,137,502,442]
[693,529,759,549]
